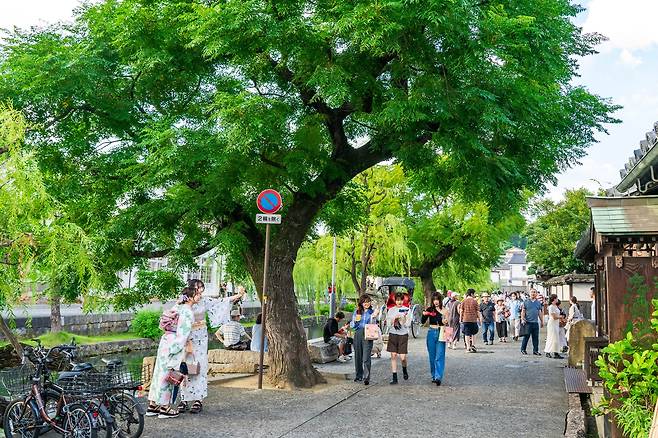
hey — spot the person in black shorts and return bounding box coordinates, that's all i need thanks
[386,292,411,384]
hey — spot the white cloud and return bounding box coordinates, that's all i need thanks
[583,0,658,63]
[0,1,81,31]
[619,49,642,66]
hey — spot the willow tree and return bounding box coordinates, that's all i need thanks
[0,107,99,352]
[0,0,616,387]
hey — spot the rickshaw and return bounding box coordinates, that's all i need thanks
[377,277,421,338]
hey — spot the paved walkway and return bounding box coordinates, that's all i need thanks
[144,328,568,438]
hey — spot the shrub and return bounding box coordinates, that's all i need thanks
[131,310,163,340]
[317,304,330,316]
[594,298,658,438]
[340,303,355,312]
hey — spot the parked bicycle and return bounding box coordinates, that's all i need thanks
[1,344,98,438]
[1,341,147,438]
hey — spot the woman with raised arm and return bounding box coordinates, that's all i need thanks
[179,279,245,414]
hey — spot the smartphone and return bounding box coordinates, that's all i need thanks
[399,308,409,313]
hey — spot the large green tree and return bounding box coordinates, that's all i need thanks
[0,0,616,387]
[524,188,592,277]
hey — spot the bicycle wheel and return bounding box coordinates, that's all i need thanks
[63,403,98,438]
[108,393,144,438]
[3,399,38,438]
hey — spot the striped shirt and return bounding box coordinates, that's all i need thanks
[460,297,479,323]
[219,321,246,346]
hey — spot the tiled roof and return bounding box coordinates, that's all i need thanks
[587,196,658,235]
[508,253,526,264]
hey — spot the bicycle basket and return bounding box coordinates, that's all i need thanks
[0,364,36,399]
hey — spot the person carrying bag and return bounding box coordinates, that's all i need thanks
[146,287,198,419]
[422,292,448,386]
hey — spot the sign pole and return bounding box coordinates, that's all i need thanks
[329,235,337,318]
[257,223,271,390]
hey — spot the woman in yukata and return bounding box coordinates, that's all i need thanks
[147,287,197,419]
[179,279,245,414]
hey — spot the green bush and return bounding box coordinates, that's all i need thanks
[131,310,163,340]
[594,298,658,438]
[340,303,355,312]
[317,304,330,316]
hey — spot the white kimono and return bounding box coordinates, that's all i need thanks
[179,297,233,402]
[544,304,561,354]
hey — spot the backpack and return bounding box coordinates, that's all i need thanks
[159,307,179,332]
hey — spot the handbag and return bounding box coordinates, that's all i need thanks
[165,369,186,386]
[519,322,530,337]
[364,323,379,341]
[438,326,448,342]
[183,353,201,375]
[441,326,454,342]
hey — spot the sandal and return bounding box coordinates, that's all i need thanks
[190,400,203,414]
[157,406,179,419]
[177,401,188,413]
[146,402,160,417]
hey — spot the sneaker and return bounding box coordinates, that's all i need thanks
[337,355,347,363]
[533,352,542,356]
[521,350,528,355]
[364,379,369,385]
[435,379,441,386]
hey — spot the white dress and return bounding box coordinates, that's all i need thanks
[179,297,233,402]
[544,304,561,354]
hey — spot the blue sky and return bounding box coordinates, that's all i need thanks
[1,0,656,201]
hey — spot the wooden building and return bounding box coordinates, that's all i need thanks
[575,196,658,343]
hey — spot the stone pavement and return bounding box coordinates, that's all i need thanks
[143,328,568,438]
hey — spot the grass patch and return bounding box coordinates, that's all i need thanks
[0,332,143,349]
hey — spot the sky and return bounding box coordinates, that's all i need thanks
[1,0,657,202]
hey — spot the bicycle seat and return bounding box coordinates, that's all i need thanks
[101,358,123,367]
[70,362,93,372]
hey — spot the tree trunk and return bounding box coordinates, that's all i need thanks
[0,315,23,358]
[419,268,437,307]
[50,293,62,333]
[243,199,327,388]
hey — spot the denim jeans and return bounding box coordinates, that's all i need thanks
[482,322,495,343]
[521,322,540,353]
[426,328,446,381]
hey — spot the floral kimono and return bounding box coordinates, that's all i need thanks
[179,297,233,402]
[148,304,193,406]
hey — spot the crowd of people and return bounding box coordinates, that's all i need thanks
[327,287,592,388]
[145,281,592,419]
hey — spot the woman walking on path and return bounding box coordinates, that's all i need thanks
[387,292,412,384]
[494,298,509,343]
[147,287,197,419]
[508,292,523,341]
[350,295,380,385]
[544,294,563,359]
[446,292,461,349]
[180,279,245,414]
[422,292,447,386]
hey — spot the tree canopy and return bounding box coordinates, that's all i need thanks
[524,188,592,277]
[0,0,618,387]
